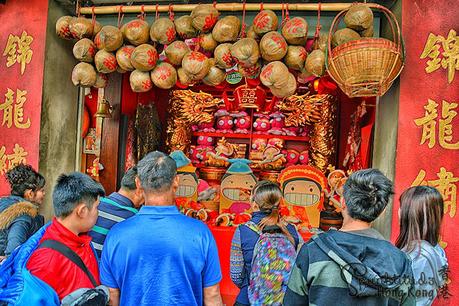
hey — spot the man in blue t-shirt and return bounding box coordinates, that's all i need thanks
[89,166,143,258]
[100,151,223,306]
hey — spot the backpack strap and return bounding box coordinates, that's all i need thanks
[38,239,98,287]
[244,221,261,235]
[102,197,138,214]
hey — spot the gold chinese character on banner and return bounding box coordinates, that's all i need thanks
[420,29,459,84]
[0,144,28,175]
[0,88,30,129]
[412,167,459,218]
[0,146,7,175]
[414,99,438,148]
[439,101,459,149]
[2,31,33,75]
[414,99,459,149]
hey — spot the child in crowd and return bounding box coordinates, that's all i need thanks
[396,186,449,306]
[230,180,301,306]
[0,164,45,259]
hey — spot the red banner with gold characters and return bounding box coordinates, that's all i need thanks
[392,0,459,304]
[0,0,49,196]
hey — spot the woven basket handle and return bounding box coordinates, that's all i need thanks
[327,3,402,61]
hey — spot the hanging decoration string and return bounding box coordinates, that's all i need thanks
[91,6,96,26]
[137,5,146,20]
[313,2,322,43]
[117,5,124,29]
[75,0,81,17]
[169,4,175,21]
[260,2,264,11]
[155,4,160,20]
[240,0,247,38]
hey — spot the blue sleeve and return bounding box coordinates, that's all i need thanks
[202,229,222,288]
[5,216,32,256]
[99,232,119,289]
[283,244,310,306]
[230,226,244,288]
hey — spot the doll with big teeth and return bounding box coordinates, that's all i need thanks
[170,150,199,205]
[219,159,257,214]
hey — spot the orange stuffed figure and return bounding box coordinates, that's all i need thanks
[278,165,327,231]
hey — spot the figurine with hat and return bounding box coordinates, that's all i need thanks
[278,165,327,232]
[170,150,199,204]
[220,159,258,214]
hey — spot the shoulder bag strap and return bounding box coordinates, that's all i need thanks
[102,197,138,214]
[39,239,98,287]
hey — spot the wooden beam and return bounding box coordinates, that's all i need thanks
[80,3,352,15]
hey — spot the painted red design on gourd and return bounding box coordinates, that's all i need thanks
[104,56,117,70]
[254,12,270,30]
[165,27,176,43]
[147,49,158,66]
[142,79,152,89]
[203,15,218,32]
[127,20,143,29]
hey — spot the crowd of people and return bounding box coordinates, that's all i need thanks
[0,151,449,306]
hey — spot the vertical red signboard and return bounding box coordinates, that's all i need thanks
[0,0,49,196]
[393,0,459,304]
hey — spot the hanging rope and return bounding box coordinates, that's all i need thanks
[75,0,81,17]
[91,6,96,26]
[240,0,247,38]
[155,3,159,20]
[314,2,322,42]
[169,4,175,21]
[117,5,124,29]
[137,5,146,20]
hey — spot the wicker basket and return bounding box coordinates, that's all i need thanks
[326,4,404,98]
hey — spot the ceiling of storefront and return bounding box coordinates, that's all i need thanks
[56,0,398,15]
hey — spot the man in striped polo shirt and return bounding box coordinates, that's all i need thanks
[89,167,143,258]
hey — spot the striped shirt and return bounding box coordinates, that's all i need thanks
[89,193,138,258]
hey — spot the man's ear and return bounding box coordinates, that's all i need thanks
[135,176,142,190]
[340,197,347,210]
[75,202,88,218]
[172,175,180,192]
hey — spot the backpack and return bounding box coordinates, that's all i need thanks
[0,223,60,306]
[246,221,297,306]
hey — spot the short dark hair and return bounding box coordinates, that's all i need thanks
[343,169,394,223]
[53,172,105,218]
[137,151,177,193]
[5,164,45,197]
[120,166,137,191]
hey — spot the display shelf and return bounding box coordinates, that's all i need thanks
[192,131,310,142]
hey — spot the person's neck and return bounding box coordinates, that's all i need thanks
[56,217,82,236]
[339,216,372,232]
[118,188,135,204]
[144,192,175,207]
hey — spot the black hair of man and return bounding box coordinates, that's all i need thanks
[137,151,177,193]
[53,172,105,218]
[120,166,138,191]
[343,168,394,223]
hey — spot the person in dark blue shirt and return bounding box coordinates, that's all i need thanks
[89,166,143,258]
[100,151,223,306]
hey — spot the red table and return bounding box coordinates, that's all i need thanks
[209,225,238,305]
[209,225,314,305]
